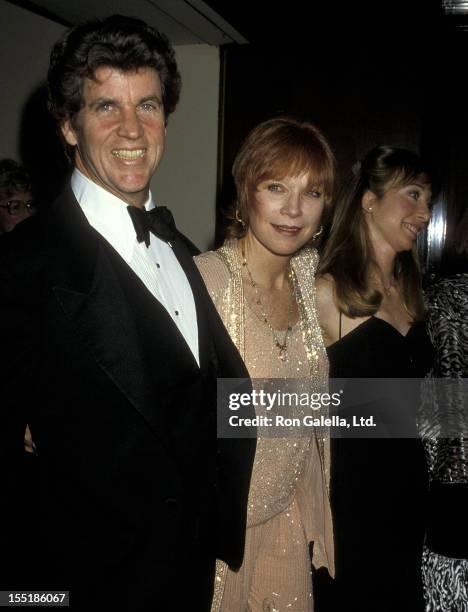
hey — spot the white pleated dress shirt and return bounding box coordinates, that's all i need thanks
[71,169,199,366]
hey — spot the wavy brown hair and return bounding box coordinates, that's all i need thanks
[48,14,181,128]
[226,117,335,238]
[319,145,431,320]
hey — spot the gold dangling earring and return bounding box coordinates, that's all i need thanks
[311,225,323,241]
[235,209,246,227]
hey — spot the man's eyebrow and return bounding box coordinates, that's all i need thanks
[88,97,116,108]
[87,94,163,108]
[138,93,163,105]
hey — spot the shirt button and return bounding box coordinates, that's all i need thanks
[175,310,179,316]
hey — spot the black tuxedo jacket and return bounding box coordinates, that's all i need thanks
[0,187,255,610]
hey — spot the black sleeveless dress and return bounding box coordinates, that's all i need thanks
[316,316,433,612]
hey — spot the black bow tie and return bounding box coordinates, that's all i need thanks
[127,205,176,247]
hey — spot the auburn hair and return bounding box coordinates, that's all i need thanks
[226,117,335,238]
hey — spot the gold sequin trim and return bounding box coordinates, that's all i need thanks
[211,559,229,612]
[209,240,332,603]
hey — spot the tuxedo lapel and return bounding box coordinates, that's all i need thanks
[49,188,165,437]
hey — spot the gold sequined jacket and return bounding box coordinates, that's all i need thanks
[195,239,334,581]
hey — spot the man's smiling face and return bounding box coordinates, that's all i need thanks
[61,66,166,208]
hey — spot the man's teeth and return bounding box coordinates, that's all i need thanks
[112,149,145,159]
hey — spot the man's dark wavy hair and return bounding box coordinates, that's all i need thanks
[47,14,181,127]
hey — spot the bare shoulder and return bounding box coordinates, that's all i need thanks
[315,274,340,345]
[315,273,335,302]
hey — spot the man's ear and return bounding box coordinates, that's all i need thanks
[362,190,376,213]
[61,120,78,147]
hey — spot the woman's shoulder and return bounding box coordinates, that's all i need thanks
[292,246,319,273]
[315,273,336,302]
[194,249,231,299]
[315,274,341,345]
[194,248,224,268]
[194,249,230,278]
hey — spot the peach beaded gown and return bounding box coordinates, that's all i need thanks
[195,240,333,612]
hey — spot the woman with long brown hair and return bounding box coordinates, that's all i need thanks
[316,146,433,611]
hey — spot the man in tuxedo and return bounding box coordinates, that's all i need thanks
[0,15,254,610]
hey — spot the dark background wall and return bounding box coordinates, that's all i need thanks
[209,1,467,278]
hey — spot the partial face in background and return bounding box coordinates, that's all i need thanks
[0,191,34,234]
[362,175,432,254]
[61,66,166,208]
[246,173,326,257]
